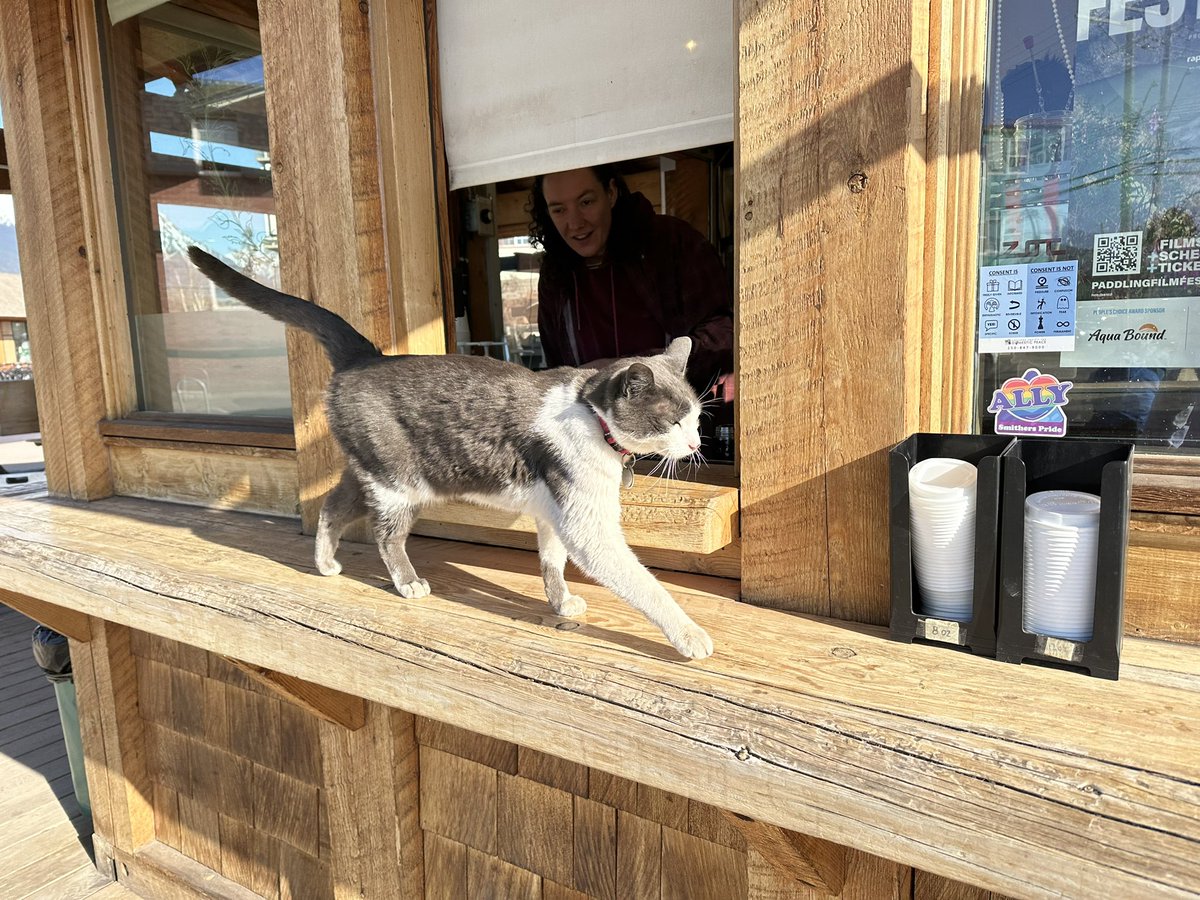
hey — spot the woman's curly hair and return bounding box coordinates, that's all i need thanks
[527,165,631,263]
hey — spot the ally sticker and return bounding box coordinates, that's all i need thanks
[987,368,1073,437]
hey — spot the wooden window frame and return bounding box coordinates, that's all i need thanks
[96,3,290,449]
[98,414,294,450]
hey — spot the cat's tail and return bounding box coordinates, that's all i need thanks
[187,247,381,370]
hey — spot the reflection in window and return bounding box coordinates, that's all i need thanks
[498,235,543,368]
[11,322,30,365]
[0,190,31,369]
[104,2,289,417]
[978,1,1200,452]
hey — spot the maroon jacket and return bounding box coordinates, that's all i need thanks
[537,192,733,389]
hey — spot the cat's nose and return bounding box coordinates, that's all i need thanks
[687,441,700,452]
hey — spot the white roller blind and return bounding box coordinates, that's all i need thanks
[437,2,734,189]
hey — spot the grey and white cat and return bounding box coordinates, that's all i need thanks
[188,248,713,659]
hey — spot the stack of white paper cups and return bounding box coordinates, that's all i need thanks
[1022,490,1101,641]
[908,458,977,622]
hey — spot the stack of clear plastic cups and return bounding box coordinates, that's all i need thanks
[1022,490,1101,641]
[908,458,977,622]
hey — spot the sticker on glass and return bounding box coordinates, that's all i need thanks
[987,368,1073,437]
[979,262,1077,353]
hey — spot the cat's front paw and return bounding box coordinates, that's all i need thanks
[551,594,587,617]
[395,578,431,599]
[316,558,342,576]
[669,622,714,660]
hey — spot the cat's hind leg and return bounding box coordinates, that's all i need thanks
[372,498,430,599]
[315,471,368,576]
[535,519,587,617]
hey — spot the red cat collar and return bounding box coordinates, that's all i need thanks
[593,410,638,489]
[593,411,633,457]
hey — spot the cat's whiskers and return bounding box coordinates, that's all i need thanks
[651,452,685,483]
[646,456,668,480]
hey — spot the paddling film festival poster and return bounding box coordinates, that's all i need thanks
[977,1,1200,364]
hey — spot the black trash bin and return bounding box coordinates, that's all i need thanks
[31,626,91,817]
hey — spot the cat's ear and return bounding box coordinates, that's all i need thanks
[620,362,656,398]
[663,336,692,372]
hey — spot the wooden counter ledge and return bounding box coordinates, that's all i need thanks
[0,487,1197,899]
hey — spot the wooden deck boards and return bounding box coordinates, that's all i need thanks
[0,606,113,899]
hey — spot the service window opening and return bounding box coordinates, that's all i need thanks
[447,146,737,467]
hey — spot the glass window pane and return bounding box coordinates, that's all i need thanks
[105,1,290,417]
[978,1,1200,452]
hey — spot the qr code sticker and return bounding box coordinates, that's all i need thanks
[1093,231,1142,276]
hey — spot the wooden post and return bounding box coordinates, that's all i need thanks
[736,0,829,614]
[320,702,424,898]
[259,0,444,533]
[0,0,135,499]
[258,1,387,533]
[369,0,449,356]
[736,0,938,623]
[921,0,986,434]
[71,621,155,863]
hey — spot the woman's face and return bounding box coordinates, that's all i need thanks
[542,168,618,262]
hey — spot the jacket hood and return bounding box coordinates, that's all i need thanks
[607,191,657,260]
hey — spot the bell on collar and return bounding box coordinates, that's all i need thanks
[621,454,636,489]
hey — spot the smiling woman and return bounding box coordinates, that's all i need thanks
[540,168,618,264]
[450,149,738,466]
[531,165,734,398]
